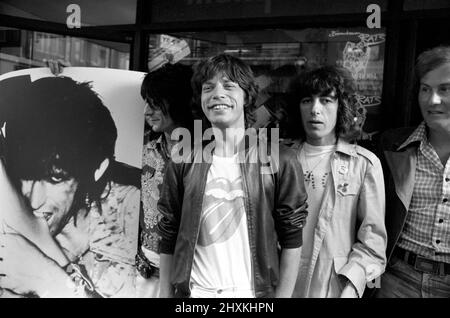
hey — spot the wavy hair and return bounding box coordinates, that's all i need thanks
[288,65,358,140]
[191,54,258,128]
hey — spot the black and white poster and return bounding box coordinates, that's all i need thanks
[0,67,145,298]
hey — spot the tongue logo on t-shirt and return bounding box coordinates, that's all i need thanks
[197,177,245,246]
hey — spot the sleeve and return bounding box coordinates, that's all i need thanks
[274,147,308,248]
[337,156,387,298]
[156,160,184,254]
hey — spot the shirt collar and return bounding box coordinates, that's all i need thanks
[397,121,427,151]
[293,138,358,157]
[335,138,358,157]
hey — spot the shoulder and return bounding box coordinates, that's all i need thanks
[275,142,301,173]
[380,127,416,151]
[279,138,301,159]
[354,144,381,166]
[278,142,298,161]
[108,182,140,204]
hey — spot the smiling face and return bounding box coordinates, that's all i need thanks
[418,63,450,135]
[201,73,246,130]
[300,92,339,146]
[20,168,79,236]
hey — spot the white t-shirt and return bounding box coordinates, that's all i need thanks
[295,142,335,296]
[190,154,254,297]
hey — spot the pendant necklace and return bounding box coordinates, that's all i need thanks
[301,147,328,180]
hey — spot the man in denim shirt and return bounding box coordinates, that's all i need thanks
[287,66,387,298]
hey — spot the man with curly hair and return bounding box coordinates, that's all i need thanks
[287,66,387,298]
[157,54,308,298]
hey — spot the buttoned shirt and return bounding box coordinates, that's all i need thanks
[397,122,450,263]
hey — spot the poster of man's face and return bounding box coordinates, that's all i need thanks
[0,67,145,298]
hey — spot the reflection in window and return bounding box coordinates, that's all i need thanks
[0,27,130,75]
[148,28,385,138]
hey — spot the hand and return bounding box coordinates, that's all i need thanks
[0,232,70,297]
[340,282,359,298]
[44,59,71,76]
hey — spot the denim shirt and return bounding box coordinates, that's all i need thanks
[287,138,387,298]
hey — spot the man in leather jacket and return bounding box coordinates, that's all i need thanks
[156,54,308,298]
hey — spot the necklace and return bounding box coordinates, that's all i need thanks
[301,147,328,180]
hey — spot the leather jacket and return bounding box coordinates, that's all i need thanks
[157,137,308,298]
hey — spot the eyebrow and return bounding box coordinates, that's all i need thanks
[319,94,337,98]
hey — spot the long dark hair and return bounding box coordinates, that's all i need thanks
[141,63,194,138]
[288,65,358,140]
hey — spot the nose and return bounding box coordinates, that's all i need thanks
[311,98,322,115]
[430,90,442,105]
[144,104,155,116]
[211,83,226,100]
[21,180,46,211]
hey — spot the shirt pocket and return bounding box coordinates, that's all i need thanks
[334,177,361,228]
[336,180,359,197]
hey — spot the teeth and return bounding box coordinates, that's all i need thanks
[211,104,229,110]
[33,212,52,220]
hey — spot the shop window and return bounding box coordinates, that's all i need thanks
[151,0,388,23]
[147,27,385,140]
[0,27,130,75]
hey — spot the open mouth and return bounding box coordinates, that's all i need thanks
[308,120,323,125]
[208,104,231,110]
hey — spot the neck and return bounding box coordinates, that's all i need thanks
[306,135,337,146]
[213,125,245,157]
[428,128,450,164]
[163,128,177,153]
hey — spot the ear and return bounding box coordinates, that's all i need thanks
[94,158,110,182]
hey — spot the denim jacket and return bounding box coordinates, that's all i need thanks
[157,137,308,298]
[287,138,387,298]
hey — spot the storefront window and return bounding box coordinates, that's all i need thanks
[0,27,130,75]
[148,27,385,138]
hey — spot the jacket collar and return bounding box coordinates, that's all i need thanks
[287,138,357,157]
[397,121,427,151]
[335,138,358,158]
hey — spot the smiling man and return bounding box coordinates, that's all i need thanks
[377,46,450,298]
[157,54,308,298]
[0,75,140,298]
[287,66,387,298]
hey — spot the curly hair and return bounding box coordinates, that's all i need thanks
[288,65,358,140]
[191,54,259,128]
